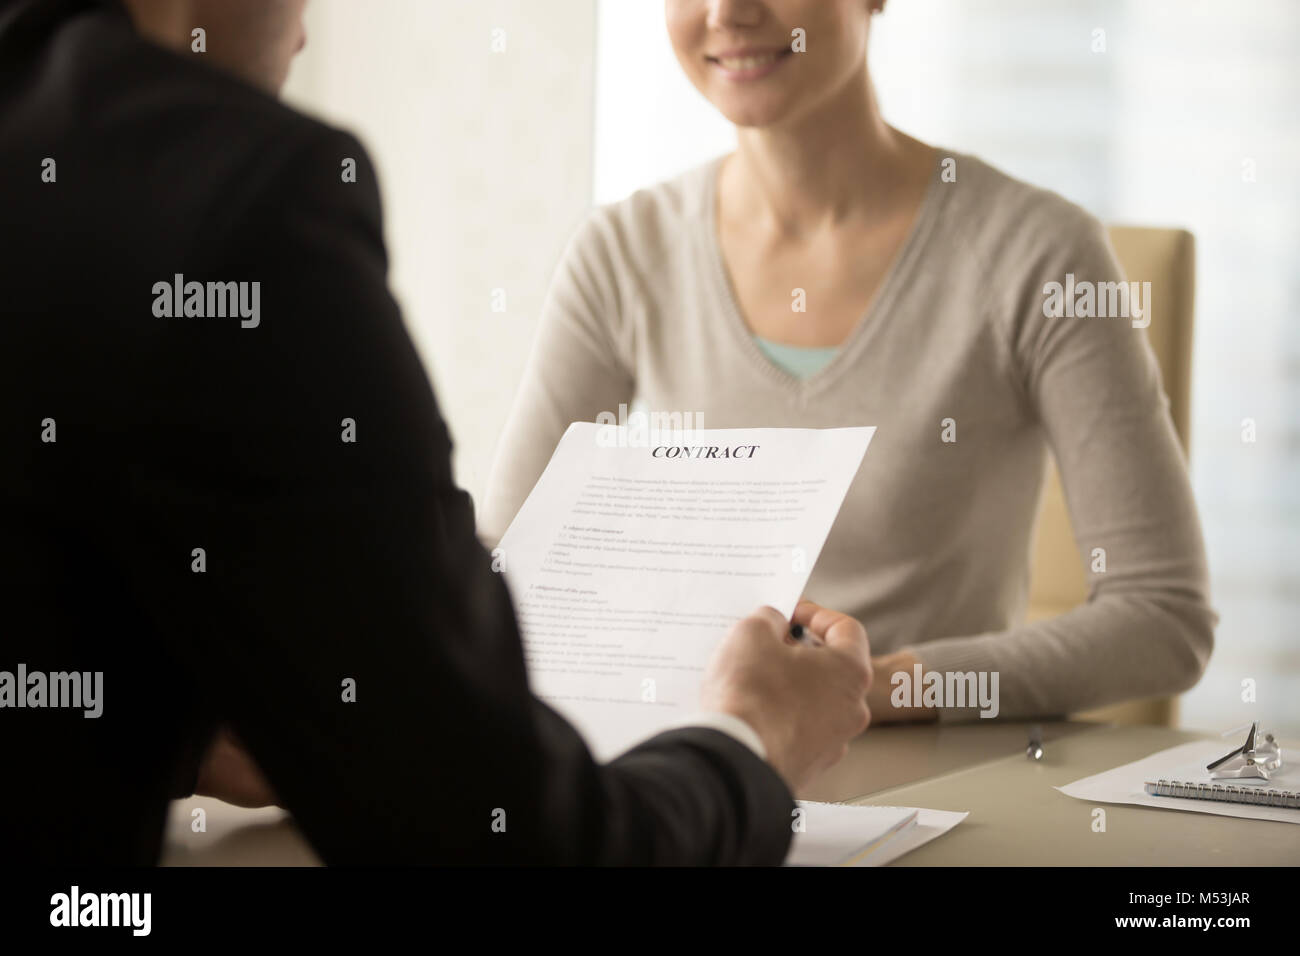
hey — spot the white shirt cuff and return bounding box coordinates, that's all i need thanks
[660,712,766,760]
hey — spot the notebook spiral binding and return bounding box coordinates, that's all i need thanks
[1145,779,1300,808]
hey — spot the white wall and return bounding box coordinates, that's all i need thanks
[592,1,734,204]
[282,0,597,503]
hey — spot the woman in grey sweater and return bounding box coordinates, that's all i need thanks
[481,0,1215,722]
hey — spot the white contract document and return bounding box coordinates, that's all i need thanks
[496,422,875,759]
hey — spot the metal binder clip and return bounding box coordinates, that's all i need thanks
[1205,721,1282,780]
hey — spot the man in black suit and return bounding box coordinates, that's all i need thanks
[0,0,872,865]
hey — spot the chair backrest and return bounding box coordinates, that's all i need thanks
[1026,226,1196,725]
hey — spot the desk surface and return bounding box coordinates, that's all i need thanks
[847,723,1298,865]
[799,718,1094,803]
[162,722,1299,866]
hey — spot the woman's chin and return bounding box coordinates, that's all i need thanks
[714,97,798,131]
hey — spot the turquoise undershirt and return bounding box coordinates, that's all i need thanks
[753,336,840,380]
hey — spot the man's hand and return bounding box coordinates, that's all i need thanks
[700,600,872,793]
[193,728,281,808]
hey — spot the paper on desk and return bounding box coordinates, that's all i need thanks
[786,802,969,867]
[497,422,875,759]
[865,808,971,866]
[1057,740,1300,824]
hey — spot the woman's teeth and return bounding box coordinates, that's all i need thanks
[717,52,783,71]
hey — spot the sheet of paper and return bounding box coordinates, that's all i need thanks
[1057,740,1300,824]
[497,422,875,758]
[785,803,970,867]
[861,808,971,867]
[786,803,917,866]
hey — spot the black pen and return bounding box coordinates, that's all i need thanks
[789,623,825,647]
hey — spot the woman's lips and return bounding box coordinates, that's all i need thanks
[707,48,794,81]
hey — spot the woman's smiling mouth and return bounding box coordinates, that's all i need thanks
[706,46,795,80]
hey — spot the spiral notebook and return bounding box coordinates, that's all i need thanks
[1143,761,1300,809]
[1059,739,1300,824]
[1144,779,1300,808]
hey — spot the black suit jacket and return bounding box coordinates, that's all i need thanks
[0,0,794,865]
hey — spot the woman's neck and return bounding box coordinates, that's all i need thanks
[724,66,926,235]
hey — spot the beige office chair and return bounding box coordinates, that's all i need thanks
[1025,226,1197,727]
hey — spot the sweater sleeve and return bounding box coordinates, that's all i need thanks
[478,212,635,546]
[907,204,1216,720]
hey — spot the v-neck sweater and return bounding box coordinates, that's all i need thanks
[753,337,840,380]
[480,151,1215,720]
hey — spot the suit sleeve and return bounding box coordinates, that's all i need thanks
[130,125,794,864]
